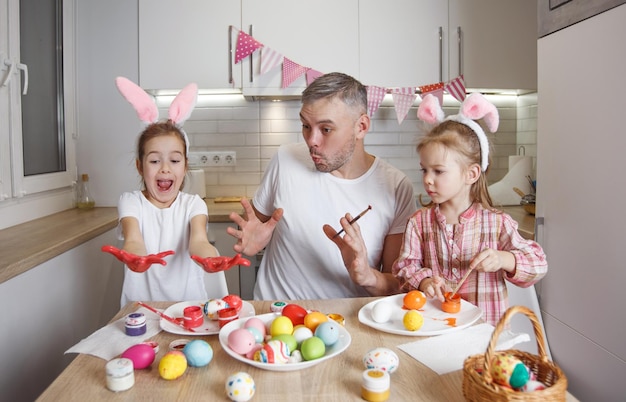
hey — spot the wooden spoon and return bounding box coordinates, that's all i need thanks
[513,187,526,198]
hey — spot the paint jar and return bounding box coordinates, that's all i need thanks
[125,312,147,336]
[327,313,345,326]
[442,292,461,314]
[217,307,238,328]
[169,339,190,352]
[105,358,134,392]
[361,369,390,402]
[270,301,286,313]
[183,305,203,329]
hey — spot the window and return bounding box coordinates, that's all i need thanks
[0,0,75,225]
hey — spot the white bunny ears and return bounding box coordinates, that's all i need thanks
[115,76,198,152]
[417,93,499,171]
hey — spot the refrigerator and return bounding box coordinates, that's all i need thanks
[537,4,626,400]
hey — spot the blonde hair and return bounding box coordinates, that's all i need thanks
[417,120,494,209]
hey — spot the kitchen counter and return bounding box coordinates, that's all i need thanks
[205,198,244,223]
[0,207,118,284]
[500,205,535,240]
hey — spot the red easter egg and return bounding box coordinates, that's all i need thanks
[281,303,308,326]
[222,294,243,313]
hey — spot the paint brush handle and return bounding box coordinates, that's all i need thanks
[449,268,473,298]
[136,301,196,333]
[333,205,372,238]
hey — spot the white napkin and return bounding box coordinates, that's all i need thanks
[397,323,531,375]
[65,306,162,360]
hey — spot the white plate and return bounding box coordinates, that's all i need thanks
[160,300,256,335]
[219,313,352,371]
[358,293,482,336]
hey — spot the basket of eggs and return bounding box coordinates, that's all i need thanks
[462,305,568,401]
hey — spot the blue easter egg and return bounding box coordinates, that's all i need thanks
[183,339,213,367]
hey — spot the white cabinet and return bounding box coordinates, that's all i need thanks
[240,0,360,97]
[138,0,241,90]
[449,0,537,91]
[359,0,537,91]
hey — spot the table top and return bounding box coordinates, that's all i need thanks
[38,297,574,402]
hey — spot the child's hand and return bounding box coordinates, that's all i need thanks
[419,276,449,302]
[101,245,174,273]
[191,253,251,273]
[470,248,512,273]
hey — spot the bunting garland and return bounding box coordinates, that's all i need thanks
[232,27,468,124]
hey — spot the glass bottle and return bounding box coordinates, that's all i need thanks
[77,173,95,209]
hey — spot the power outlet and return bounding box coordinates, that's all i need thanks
[189,151,237,167]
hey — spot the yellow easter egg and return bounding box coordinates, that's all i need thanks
[270,316,294,337]
[402,310,424,331]
[158,351,187,380]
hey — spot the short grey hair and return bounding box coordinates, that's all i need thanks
[301,72,368,115]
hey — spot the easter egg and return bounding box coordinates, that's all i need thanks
[281,303,308,326]
[403,290,426,310]
[158,351,187,380]
[246,327,264,344]
[292,325,313,346]
[182,339,213,367]
[371,301,393,323]
[222,294,243,313]
[271,333,297,354]
[228,328,257,355]
[243,317,266,338]
[121,343,155,369]
[269,316,293,337]
[253,340,290,364]
[303,311,328,332]
[300,336,325,361]
[363,347,399,373]
[225,372,255,402]
[314,321,340,346]
[403,310,424,331]
[203,298,227,320]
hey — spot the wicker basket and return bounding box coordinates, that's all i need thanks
[462,305,568,401]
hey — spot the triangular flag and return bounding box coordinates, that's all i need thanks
[282,58,308,88]
[419,82,445,105]
[445,75,466,102]
[260,47,284,75]
[366,86,386,117]
[391,87,417,125]
[306,69,324,86]
[234,30,263,64]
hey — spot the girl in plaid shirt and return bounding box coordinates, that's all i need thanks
[392,94,547,325]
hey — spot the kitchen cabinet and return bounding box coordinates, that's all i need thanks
[138,0,241,90]
[359,0,537,91]
[240,0,360,97]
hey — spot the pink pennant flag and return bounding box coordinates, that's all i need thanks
[306,69,324,86]
[391,87,417,125]
[235,30,264,64]
[282,58,308,88]
[366,86,386,117]
[419,82,445,106]
[260,47,284,75]
[445,75,466,102]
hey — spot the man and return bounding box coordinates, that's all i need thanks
[228,72,416,300]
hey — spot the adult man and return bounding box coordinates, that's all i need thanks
[228,72,416,299]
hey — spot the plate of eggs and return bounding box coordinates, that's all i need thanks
[219,306,351,372]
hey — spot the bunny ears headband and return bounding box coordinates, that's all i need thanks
[115,76,198,153]
[417,93,499,171]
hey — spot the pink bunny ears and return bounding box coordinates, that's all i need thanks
[115,76,198,152]
[417,93,499,171]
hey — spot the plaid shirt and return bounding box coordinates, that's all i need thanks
[392,203,548,325]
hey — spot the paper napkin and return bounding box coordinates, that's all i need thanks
[65,306,162,360]
[397,323,530,375]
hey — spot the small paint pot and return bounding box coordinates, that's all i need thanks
[105,358,134,392]
[183,305,203,329]
[361,369,390,402]
[270,301,287,313]
[125,312,147,336]
[442,292,461,314]
[218,307,239,328]
[327,313,345,326]
[169,339,190,352]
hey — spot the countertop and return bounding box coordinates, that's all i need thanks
[500,206,536,240]
[38,297,576,401]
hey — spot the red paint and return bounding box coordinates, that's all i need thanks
[183,306,203,329]
[217,307,239,328]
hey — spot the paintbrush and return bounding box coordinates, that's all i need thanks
[449,268,474,298]
[136,301,196,333]
[333,205,372,238]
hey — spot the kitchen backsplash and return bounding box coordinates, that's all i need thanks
[179,93,537,200]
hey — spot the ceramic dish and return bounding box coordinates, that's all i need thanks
[219,313,351,371]
[160,300,255,335]
[358,293,482,336]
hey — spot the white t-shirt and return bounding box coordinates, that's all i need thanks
[253,143,416,300]
[117,191,227,307]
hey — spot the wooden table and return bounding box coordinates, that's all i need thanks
[37,298,575,401]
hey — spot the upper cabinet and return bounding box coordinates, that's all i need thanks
[359,0,537,91]
[449,0,537,91]
[138,0,241,90]
[240,0,360,97]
